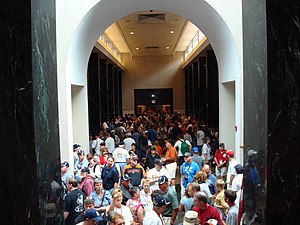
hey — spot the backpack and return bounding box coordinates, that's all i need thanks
[180,140,190,154]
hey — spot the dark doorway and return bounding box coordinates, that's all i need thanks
[134,88,173,114]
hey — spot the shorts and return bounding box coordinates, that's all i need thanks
[165,162,177,178]
[215,166,227,177]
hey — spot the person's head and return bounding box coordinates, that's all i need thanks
[106,156,115,168]
[158,175,169,191]
[226,150,234,158]
[129,186,140,199]
[141,178,151,194]
[152,195,170,214]
[193,170,207,183]
[101,147,108,156]
[184,152,192,163]
[61,161,69,173]
[111,189,123,206]
[87,153,94,163]
[234,164,243,174]
[110,212,125,225]
[84,198,95,211]
[81,167,90,178]
[151,189,164,201]
[224,190,236,205]
[83,209,103,224]
[187,182,200,197]
[131,143,137,150]
[192,147,199,154]
[183,211,200,225]
[121,174,131,188]
[165,139,173,148]
[130,155,138,167]
[154,159,163,171]
[219,142,225,150]
[193,191,208,209]
[215,179,225,192]
[94,178,103,193]
[202,164,211,176]
[77,149,86,161]
[67,178,78,191]
[150,146,157,155]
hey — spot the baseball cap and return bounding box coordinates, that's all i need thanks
[122,174,131,181]
[204,219,218,225]
[234,164,243,174]
[184,152,191,157]
[154,158,163,166]
[226,150,234,157]
[73,144,81,151]
[77,149,85,155]
[192,147,199,153]
[84,209,104,222]
[153,195,170,207]
[183,211,199,225]
[81,167,90,174]
[219,143,225,147]
[247,149,257,157]
[158,175,169,185]
[61,161,69,167]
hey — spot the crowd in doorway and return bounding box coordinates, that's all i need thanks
[61,111,261,225]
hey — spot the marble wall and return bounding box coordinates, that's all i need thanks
[0,1,62,224]
[243,0,300,224]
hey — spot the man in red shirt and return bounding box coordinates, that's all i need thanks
[213,142,228,179]
[192,191,223,225]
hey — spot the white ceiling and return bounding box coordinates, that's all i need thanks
[104,10,202,57]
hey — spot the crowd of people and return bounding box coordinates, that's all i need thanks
[61,111,259,225]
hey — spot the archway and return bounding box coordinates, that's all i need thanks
[63,0,242,163]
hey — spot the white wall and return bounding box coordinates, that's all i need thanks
[56,0,243,164]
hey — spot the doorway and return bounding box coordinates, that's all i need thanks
[134,88,173,114]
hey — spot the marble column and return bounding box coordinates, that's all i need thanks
[207,50,219,129]
[243,0,300,224]
[99,59,108,123]
[0,1,62,224]
[87,53,101,135]
[199,57,208,124]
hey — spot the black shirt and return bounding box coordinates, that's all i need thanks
[101,165,119,190]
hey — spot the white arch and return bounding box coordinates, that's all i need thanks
[61,0,242,165]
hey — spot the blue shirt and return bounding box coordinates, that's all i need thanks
[89,190,112,207]
[181,161,200,188]
[101,165,119,190]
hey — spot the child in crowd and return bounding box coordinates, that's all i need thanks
[213,179,229,221]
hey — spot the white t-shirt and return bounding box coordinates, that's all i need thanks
[201,143,211,160]
[143,209,163,225]
[200,183,212,199]
[113,147,130,163]
[147,167,171,191]
[226,159,238,185]
[232,174,243,206]
[123,137,136,151]
[105,137,115,153]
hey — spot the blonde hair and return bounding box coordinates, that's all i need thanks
[215,179,225,188]
[193,170,207,183]
[112,188,123,198]
[141,178,150,187]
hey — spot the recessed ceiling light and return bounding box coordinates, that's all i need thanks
[170,30,175,34]
[166,46,170,49]
[130,31,134,35]
[135,47,139,50]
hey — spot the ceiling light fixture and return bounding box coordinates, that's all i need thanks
[130,31,134,35]
[135,47,139,50]
[170,30,174,34]
[166,46,170,49]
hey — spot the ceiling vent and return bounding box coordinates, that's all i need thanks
[138,13,166,23]
[145,46,160,49]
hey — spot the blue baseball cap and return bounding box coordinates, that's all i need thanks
[158,175,169,184]
[153,195,170,207]
[192,147,199,153]
[84,209,104,222]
